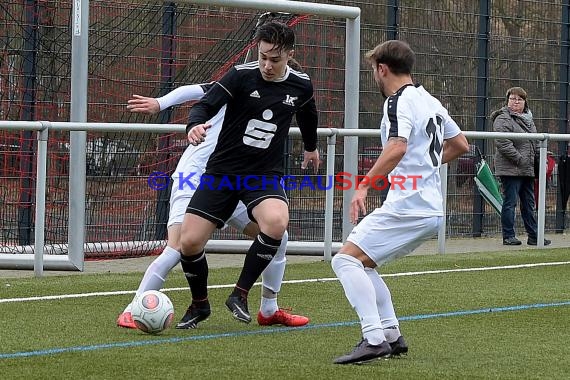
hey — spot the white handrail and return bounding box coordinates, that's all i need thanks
[0,120,564,273]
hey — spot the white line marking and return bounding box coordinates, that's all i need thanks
[1,260,569,304]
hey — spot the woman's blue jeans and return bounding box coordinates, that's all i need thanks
[500,176,537,240]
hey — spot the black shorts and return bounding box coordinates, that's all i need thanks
[186,174,288,228]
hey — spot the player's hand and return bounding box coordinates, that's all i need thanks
[127,95,160,114]
[301,149,320,173]
[187,124,211,146]
[349,187,368,224]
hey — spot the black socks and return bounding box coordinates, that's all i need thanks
[232,232,282,296]
[180,251,208,302]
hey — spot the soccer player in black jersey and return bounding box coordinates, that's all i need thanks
[177,21,320,326]
[117,59,311,330]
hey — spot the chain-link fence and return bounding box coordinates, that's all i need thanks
[1,0,569,257]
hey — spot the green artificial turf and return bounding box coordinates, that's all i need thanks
[1,248,569,379]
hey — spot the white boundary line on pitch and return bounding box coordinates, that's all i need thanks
[1,260,570,304]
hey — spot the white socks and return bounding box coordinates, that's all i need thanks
[332,253,386,345]
[364,267,399,330]
[124,246,181,313]
[261,230,287,293]
[259,231,288,316]
[259,292,279,317]
[383,325,402,343]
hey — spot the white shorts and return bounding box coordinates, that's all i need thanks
[347,209,442,266]
[167,179,250,232]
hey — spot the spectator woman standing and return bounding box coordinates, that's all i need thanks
[492,87,551,246]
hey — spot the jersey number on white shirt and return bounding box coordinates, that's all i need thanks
[426,115,443,167]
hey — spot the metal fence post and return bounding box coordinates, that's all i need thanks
[556,0,570,232]
[387,0,399,40]
[537,138,548,247]
[473,0,491,237]
[68,0,89,271]
[438,163,448,254]
[154,2,178,241]
[324,130,337,261]
[33,122,49,277]
[342,15,360,242]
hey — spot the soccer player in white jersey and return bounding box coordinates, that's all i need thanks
[180,21,319,326]
[116,63,310,329]
[331,40,469,364]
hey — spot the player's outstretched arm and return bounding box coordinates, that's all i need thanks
[127,95,161,114]
[127,85,207,114]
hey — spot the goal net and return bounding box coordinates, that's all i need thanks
[0,0,352,259]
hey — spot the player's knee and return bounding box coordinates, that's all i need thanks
[179,238,192,256]
[260,215,288,238]
[331,253,363,275]
[253,203,288,233]
[179,234,203,257]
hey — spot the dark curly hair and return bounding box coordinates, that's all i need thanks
[254,21,295,53]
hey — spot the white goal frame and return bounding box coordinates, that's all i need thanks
[0,0,361,275]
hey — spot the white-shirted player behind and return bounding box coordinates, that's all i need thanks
[331,40,469,364]
[117,63,309,329]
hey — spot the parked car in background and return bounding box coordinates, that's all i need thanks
[86,138,141,177]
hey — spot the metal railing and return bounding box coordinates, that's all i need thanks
[1,120,567,277]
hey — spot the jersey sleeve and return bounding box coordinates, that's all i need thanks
[441,108,462,140]
[296,86,318,152]
[156,84,206,111]
[385,95,414,140]
[186,69,239,133]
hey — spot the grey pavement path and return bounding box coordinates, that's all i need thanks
[1,234,570,278]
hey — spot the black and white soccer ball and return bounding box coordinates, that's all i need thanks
[131,290,174,334]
